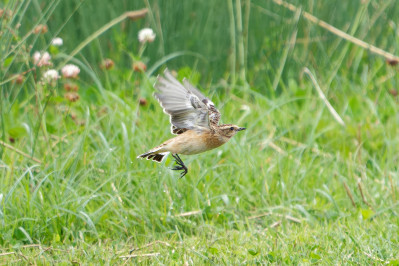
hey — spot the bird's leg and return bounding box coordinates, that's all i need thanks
[171,154,188,178]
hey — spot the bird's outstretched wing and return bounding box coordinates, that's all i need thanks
[154,69,221,134]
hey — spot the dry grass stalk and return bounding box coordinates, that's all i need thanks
[174,210,202,217]
[357,181,373,210]
[388,174,396,202]
[303,67,346,127]
[279,136,333,158]
[343,182,356,208]
[0,140,42,164]
[125,9,148,20]
[272,0,399,62]
[0,252,15,257]
[248,212,301,223]
[267,141,287,155]
[120,253,160,259]
[130,240,171,253]
[270,220,282,228]
[264,141,301,165]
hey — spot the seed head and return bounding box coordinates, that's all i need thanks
[65,92,80,102]
[33,24,48,34]
[139,98,148,106]
[0,9,13,20]
[389,89,398,97]
[101,58,114,70]
[387,59,399,66]
[13,74,24,84]
[133,61,147,72]
[64,82,79,91]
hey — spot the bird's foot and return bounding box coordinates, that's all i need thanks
[171,154,188,178]
[171,165,188,178]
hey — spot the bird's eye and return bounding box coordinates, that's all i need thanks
[230,127,234,130]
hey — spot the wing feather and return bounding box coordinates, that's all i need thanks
[183,78,206,101]
[154,69,220,134]
[182,78,221,126]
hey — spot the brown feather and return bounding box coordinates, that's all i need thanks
[171,125,188,135]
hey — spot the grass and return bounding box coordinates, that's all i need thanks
[2,221,398,264]
[1,0,399,264]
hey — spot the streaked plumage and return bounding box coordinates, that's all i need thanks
[137,69,245,177]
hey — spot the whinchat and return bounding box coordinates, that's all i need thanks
[137,69,246,177]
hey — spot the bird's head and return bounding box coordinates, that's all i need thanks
[218,124,246,139]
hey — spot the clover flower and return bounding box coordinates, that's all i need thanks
[33,51,52,67]
[42,69,59,86]
[138,28,156,43]
[51,37,63,46]
[61,64,80,79]
[43,69,60,81]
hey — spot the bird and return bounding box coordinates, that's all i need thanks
[137,69,246,177]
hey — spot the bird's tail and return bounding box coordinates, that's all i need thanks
[137,147,169,163]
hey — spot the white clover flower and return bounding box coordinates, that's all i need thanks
[33,52,41,64]
[33,51,52,67]
[51,37,63,46]
[41,52,51,63]
[138,28,156,43]
[43,69,60,82]
[240,104,251,111]
[61,64,80,79]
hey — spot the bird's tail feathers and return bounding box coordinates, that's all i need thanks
[137,147,169,163]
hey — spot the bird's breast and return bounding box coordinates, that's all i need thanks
[165,129,228,155]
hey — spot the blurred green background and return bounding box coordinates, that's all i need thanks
[23,0,399,89]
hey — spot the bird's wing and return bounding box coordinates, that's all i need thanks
[183,77,221,127]
[154,69,221,134]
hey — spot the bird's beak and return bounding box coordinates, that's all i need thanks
[237,127,246,131]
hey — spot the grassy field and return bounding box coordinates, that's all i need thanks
[1,0,399,264]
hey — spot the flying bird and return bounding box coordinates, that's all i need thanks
[137,69,246,177]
